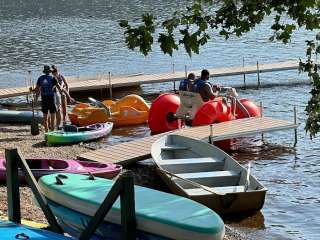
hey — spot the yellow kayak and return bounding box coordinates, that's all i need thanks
[69,95,149,127]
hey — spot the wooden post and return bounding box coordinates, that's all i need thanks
[209,124,213,144]
[5,149,21,224]
[185,65,187,78]
[6,148,63,233]
[257,61,260,89]
[260,101,264,142]
[294,106,298,147]
[26,71,32,103]
[120,171,136,239]
[108,72,112,99]
[100,73,103,99]
[242,57,246,90]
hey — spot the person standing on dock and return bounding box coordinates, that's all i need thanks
[179,73,195,91]
[192,69,220,102]
[30,65,73,132]
[51,65,69,127]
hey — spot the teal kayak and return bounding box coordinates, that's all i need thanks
[0,220,71,239]
[0,109,43,124]
[45,122,113,145]
[39,173,225,240]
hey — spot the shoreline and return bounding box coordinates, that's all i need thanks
[0,123,246,240]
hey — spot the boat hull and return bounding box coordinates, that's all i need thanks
[0,158,121,181]
[151,134,267,215]
[157,168,266,215]
[48,199,168,240]
[45,122,113,145]
[0,110,43,124]
[69,95,149,127]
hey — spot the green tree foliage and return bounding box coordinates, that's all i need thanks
[120,0,320,137]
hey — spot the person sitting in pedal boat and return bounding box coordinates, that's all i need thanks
[179,73,195,92]
[192,69,220,102]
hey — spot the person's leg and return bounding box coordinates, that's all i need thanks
[54,93,62,128]
[43,113,48,132]
[56,109,61,128]
[50,113,55,131]
[62,95,67,124]
[41,97,49,132]
[48,96,57,131]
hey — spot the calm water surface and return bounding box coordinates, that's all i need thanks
[1,1,319,239]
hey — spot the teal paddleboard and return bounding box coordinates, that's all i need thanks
[39,173,225,240]
[0,220,71,239]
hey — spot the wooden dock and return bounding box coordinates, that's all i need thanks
[0,60,298,99]
[78,117,298,165]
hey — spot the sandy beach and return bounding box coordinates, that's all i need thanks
[0,123,244,240]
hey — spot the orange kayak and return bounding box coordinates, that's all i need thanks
[69,95,150,127]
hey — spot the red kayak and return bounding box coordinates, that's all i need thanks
[0,158,122,181]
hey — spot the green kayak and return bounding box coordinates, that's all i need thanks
[39,173,225,240]
[45,122,113,145]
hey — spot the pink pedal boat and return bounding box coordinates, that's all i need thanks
[0,158,122,181]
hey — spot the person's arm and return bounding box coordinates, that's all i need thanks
[61,75,69,92]
[30,79,41,102]
[55,82,74,103]
[203,83,217,100]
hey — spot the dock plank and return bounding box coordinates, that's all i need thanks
[78,117,297,165]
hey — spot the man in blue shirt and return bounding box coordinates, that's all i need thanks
[31,65,73,131]
[179,73,195,91]
[192,69,220,102]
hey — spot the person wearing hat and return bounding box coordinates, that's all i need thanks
[30,65,73,132]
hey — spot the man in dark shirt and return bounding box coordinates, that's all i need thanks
[192,69,220,102]
[31,65,73,131]
[179,73,195,91]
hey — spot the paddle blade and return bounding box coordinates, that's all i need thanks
[31,121,39,136]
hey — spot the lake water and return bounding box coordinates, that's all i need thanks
[1,1,319,239]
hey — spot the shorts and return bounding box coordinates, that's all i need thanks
[41,95,56,114]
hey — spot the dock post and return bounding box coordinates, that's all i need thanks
[260,101,264,142]
[293,106,298,147]
[257,61,260,89]
[172,64,176,93]
[5,149,21,224]
[185,65,187,78]
[108,72,113,99]
[242,57,246,90]
[209,124,213,144]
[100,73,103,99]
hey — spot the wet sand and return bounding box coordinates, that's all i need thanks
[0,123,245,240]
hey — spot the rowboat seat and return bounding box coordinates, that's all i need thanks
[161,157,221,165]
[176,171,239,179]
[175,171,240,187]
[161,158,224,173]
[161,145,190,151]
[185,185,246,196]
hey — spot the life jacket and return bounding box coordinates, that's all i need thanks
[179,79,190,91]
[192,79,206,93]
